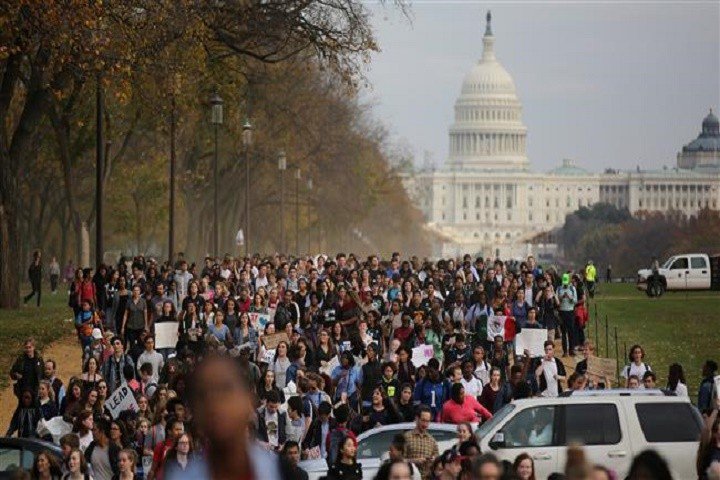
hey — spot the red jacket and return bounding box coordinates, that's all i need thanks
[440,395,493,424]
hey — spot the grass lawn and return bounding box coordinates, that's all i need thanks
[0,286,74,389]
[586,282,720,397]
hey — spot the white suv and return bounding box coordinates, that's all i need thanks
[476,390,703,479]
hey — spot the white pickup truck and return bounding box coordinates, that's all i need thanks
[637,253,720,296]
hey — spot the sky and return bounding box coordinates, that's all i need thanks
[362,1,720,172]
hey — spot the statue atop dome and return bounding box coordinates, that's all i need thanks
[485,10,493,36]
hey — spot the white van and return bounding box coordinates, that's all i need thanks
[476,390,703,479]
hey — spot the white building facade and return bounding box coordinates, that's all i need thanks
[402,12,720,258]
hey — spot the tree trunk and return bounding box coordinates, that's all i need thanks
[0,167,20,308]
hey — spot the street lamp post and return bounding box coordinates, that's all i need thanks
[168,93,177,265]
[306,177,313,253]
[295,167,301,256]
[210,91,224,259]
[95,72,104,267]
[277,151,287,253]
[242,119,253,257]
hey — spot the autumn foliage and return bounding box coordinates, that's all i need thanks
[0,0,426,308]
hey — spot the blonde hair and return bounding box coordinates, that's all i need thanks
[39,380,55,403]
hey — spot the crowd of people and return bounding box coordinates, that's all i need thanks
[6,251,720,480]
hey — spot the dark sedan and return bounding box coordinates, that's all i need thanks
[0,437,63,477]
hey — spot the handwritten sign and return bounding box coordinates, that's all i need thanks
[106,385,139,419]
[262,332,289,350]
[587,356,618,382]
[514,329,546,357]
[320,356,340,376]
[487,315,506,342]
[411,345,435,368]
[262,349,276,365]
[155,322,178,350]
[249,312,271,331]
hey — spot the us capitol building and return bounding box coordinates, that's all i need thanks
[401,12,720,258]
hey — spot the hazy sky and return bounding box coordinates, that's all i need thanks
[362,1,720,172]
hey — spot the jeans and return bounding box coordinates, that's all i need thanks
[50,275,59,293]
[559,310,577,355]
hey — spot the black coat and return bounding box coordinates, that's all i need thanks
[360,360,382,402]
[256,407,287,446]
[10,352,44,397]
[327,461,363,480]
[303,417,337,451]
[85,441,121,477]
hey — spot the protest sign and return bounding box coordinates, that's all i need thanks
[514,329,546,357]
[249,312,271,331]
[587,356,618,382]
[106,385,139,419]
[411,345,435,368]
[262,349,276,365]
[262,332,289,350]
[487,315,506,341]
[155,322,178,350]
[320,356,340,376]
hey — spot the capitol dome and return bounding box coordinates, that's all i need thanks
[447,11,529,171]
[677,108,720,171]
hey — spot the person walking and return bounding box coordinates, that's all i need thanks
[404,405,439,479]
[584,260,597,299]
[49,256,61,295]
[10,337,44,399]
[556,273,578,357]
[24,250,43,306]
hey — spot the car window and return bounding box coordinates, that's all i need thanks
[358,430,399,459]
[477,404,515,439]
[21,449,35,470]
[635,403,702,443]
[357,428,451,459]
[0,447,22,472]
[503,406,556,448]
[670,258,688,270]
[691,257,707,269]
[565,404,621,445]
[430,429,457,444]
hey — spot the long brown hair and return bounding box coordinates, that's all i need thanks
[512,452,536,480]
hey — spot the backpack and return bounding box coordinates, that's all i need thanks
[623,363,649,379]
[327,427,351,467]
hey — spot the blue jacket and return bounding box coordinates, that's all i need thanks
[414,378,451,418]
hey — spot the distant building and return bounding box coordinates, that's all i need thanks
[401,12,720,258]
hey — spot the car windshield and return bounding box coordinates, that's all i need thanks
[476,403,515,439]
[661,257,675,268]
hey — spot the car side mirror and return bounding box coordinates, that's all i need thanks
[488,431,505,450]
